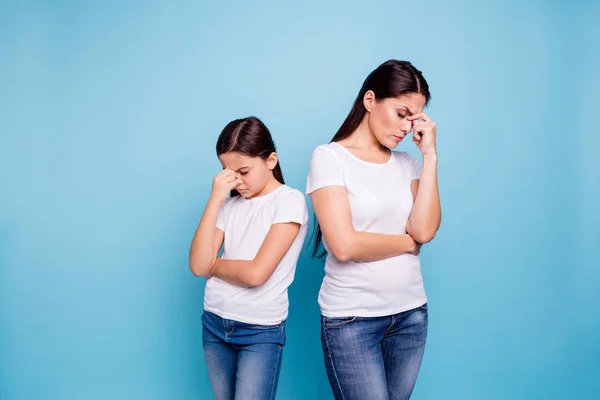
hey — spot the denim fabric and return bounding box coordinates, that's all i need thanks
[321,304,428,400]
[202,311,286,400]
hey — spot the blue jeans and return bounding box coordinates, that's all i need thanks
[321,304,428,400]
[202,311,286,400]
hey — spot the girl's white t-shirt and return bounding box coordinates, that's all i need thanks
[306,142,427,318]
[204,185,308,325]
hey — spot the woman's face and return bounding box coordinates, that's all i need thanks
[365,92,427,149]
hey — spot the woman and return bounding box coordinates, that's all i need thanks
[306,60,441,400]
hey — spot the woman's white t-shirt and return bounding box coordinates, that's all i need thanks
[204,185,308,326]
[306,142,427,318]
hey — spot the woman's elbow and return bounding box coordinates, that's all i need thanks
[408,229,437,244]
[417,232,437,244]
[329,241,353,262]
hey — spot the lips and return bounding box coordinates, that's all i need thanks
[393,135,404,142]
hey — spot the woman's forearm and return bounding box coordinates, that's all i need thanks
[407,154,441,243]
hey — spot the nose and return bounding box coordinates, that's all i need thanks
[400,120,413,134]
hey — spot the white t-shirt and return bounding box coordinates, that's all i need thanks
[204,185,308,325]
[306,142,427,318]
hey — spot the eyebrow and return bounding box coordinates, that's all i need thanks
[221,166,249,172]
[398,106,415,116]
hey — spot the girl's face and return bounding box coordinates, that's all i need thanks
[218,151,278,199]
[364,92,427,149]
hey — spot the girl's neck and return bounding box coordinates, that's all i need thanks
[248,176,282,200]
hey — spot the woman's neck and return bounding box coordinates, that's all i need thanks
[339,116,387,152]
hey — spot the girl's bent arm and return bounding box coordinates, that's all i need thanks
[210,222,301,287]
[189,198,225,277]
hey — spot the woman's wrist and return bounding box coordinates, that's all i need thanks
[422,151,438,162]
[403,234,418,252]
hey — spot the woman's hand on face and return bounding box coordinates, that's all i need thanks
[210,169,241,205]
[408,112,437,156]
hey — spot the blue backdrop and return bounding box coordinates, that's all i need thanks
[1,1,599,399]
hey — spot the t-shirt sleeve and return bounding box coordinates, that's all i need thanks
[272,190,308,226]
[406,153,422,180]
[216,201,226,231]
[306,145,345,194]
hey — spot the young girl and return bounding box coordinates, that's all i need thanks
[307,60,441,400]
[189,116,308,400]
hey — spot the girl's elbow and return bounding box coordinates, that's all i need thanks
[189,265,204,277]
[189,264,207,277]
[246,267,269,288]
[189,257,211,277]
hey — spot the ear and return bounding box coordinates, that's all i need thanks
[266,152,278,170]
[363,90,376,112]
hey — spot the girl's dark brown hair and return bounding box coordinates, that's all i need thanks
[216,116,284,197]
[312,60,431,258]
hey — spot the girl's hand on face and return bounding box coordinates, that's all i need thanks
[210,169,241,205]
[407,112,437,156]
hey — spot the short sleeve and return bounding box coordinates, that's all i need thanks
[216,202,226,231]
[406,153,422,180]
[306,145,345,194]
[273,190,308,226]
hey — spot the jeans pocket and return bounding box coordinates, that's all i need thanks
[414,302,428,314]
[247,320,285,330]
[322,316,358,328]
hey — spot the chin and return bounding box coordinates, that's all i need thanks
[386,140,400,149]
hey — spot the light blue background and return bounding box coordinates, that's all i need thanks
[1,1,599,399]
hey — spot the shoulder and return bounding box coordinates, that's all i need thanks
[392,151,422,179]
[314,142,336,151]
[222,195,242,211]
[275,186,307,206]
[310,143,344,164]
[313,142,343,156]
[392,150,411,161]
[393,150,420,164]
[272,186,309,224]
